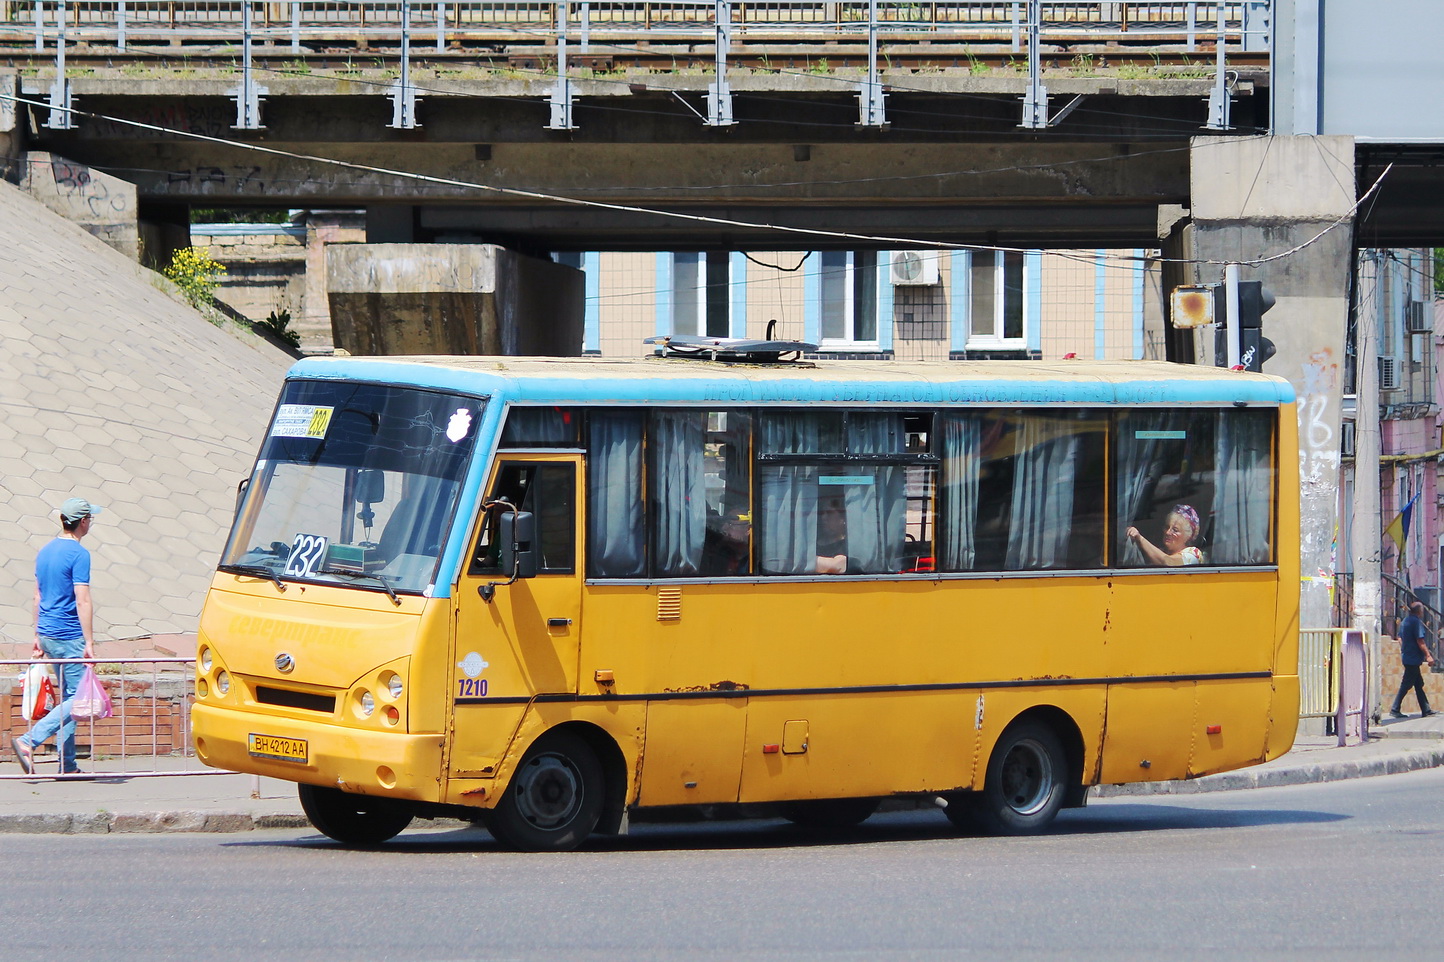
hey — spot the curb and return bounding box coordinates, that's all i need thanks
[1093,744,1444,797]
[0,811,311,835]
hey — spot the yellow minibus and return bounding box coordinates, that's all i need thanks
[193,352,1299,849]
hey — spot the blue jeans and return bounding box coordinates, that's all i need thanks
[25,635,87,772]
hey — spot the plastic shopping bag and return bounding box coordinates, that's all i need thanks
[71,666,113,721]
[20,663,57,722]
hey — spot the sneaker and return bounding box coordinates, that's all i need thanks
[1390,709,1407,719]
[1423,710,1438,718]
[11,738,33,775]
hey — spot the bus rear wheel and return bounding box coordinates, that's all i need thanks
[486,730,603,852]
[298,784,414,846]
[966,720,1067,836]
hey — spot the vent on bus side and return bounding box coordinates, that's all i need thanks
[256,686,337,714]
[657,586,682,621]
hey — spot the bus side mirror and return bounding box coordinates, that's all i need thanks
[499,510,538,579]
[235,477,250,518]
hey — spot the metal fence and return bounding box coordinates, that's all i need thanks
[1299,627,1372,743]
[0,0,1272,50]
[2,656,214,780]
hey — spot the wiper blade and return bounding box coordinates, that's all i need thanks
[328,570,402,606]
[221,563,287,591]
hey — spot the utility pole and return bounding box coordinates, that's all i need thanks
[1352,251,1383,711]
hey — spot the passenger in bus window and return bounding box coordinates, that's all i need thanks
[1125,504,1204,567]
[816,495,849,574]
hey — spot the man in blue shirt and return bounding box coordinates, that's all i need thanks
[12,497,102,775]
[1389,600,1436,720]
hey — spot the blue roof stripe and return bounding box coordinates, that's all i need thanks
[288,357,1295,406]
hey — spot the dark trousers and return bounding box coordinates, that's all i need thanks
[1392,664,1432,714]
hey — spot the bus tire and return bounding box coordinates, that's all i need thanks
[780,797,880,829]
[487,730,604,852]
[970,720,1067,836]
[298,784,413,846]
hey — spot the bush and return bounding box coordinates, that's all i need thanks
[264,308,302,348]
[163,246,226,308]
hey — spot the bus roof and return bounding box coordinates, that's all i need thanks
[286,355,1296,407]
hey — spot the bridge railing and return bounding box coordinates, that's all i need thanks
[0,1,1271,52]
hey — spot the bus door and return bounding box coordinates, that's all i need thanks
[450,455,583,780]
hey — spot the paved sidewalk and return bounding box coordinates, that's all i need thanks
[2,713,1441,834]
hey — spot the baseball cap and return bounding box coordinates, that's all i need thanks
[59,497,103,523]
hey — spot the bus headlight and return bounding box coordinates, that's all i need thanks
[215,671,231,696]
[359,691,375,717]
[197,678,209,699]
[199,648,213,673]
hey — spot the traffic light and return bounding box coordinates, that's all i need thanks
[1236,280,1276,373]
[1212,280,1277,371]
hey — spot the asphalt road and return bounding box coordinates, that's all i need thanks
[8,770,1444,961]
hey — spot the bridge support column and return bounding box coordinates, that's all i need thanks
[1189,135,1356,631]
[326,244,584,357]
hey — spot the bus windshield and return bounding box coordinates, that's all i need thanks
[220,380,484,596]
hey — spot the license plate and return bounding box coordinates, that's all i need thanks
[248,733,308,763]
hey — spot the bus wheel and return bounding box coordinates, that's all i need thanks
[970,720,1067,836]
[298,784,413,846]
[780,798,880,829]
[487,731,603,852]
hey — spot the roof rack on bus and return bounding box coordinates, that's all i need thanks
[643,334,817,364]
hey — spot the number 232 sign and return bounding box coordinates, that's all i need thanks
[283,533,328,578]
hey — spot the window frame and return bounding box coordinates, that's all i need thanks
[672,251,732,338]
[965,250,1027,350]
[818,251,881,350]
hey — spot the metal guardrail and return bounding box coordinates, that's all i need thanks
[2,656,215,780]
[1299,627,1371,744]
[0,0,1271,49]
[1299,628,1341,720]
[5,0,1268,132]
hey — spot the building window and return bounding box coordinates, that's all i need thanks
[673,251,731,337]
[819,251,879,346]
[968,250,1025,348]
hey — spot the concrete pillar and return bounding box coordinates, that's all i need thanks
[327,243,584,357]
[19,151,140,260]
[1189,135,1357,631]
[0,72,19,180]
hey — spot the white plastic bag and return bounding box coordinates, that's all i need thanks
[20,663,57,722]
[71,666,113,721]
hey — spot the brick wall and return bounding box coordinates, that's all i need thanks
[1379,643,1444,712]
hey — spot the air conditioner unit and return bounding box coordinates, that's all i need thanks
[1379,355,1400,391]
[1406,301,1432,333]
[1340,420,1355,458]
[890,250,940,286]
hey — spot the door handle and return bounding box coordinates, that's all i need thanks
[547,618,572,628]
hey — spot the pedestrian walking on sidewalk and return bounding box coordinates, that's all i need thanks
[11,497,102,775]
[1389,600,1436,720]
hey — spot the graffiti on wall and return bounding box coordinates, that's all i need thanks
[50,158,130,217]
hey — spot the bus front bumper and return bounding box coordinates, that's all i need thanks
[193,702,445,803]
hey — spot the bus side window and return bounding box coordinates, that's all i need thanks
[470,462,576,575]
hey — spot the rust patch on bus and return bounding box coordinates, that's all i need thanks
[663,680,751,693]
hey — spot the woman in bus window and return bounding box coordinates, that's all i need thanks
[1126,504,1204,567]
[815,495,849,574]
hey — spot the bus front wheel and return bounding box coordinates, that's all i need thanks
[298,784,414,846]
[964,720,1067,836]
[487,730,604,852]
